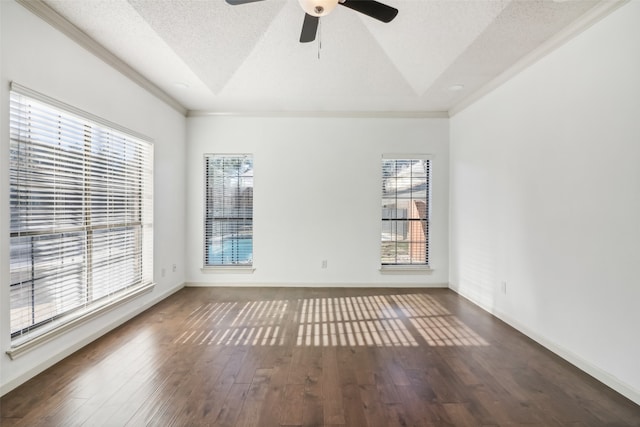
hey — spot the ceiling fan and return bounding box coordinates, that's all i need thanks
[226,0,399,43]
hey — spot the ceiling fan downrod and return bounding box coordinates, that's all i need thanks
[225,0,398,44]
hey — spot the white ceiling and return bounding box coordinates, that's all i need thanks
[39,0,613,115]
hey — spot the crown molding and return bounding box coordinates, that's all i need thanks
[449,0,629,117]
[187,110,449,119]
[22,0,621,121]
[16,0,188,116]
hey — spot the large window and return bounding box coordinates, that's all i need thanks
[204,154,253,267]
[9,85,153,350]
[381,155,431,267]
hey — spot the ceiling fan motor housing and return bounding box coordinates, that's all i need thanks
[298,0,339,17]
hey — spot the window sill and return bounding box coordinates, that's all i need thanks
[379,265,433,274]
[7,282,154,360]
[201,266,256,274]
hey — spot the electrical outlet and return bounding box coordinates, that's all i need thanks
[321,260,327,269]
[172,264,177,273]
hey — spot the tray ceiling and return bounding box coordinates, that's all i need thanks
[40,0,613,114]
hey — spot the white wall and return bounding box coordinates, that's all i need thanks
[0,1,186,395]
[187,116,449,287]
[450,1,640,404]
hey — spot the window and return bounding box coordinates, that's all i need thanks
[381,155,431,267]
[9,84,153,350]
[204,154,253,267]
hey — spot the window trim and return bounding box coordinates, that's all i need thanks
[202,153,254,270]
[379,265,433,274]
[10,82,153,143]
[200,265,256,274]
[7,82,154,356]
[6,283,153,360]
[380,153,433,271]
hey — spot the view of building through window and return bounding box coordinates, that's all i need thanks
[381,157,430,266]
[203,155,428,267]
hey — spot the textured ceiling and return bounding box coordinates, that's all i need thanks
[42,0,609,114]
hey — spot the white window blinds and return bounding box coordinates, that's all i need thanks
[381,155,431,266]
[9,85,154,348]
[204,154,253,266]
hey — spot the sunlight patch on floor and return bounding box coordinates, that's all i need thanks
[174,293,488,347]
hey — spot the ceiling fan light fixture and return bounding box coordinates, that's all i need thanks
[298,0,339,17]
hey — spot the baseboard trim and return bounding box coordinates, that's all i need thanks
[450,285,640,406]
[0,282,185,397]
[185,282,449,288]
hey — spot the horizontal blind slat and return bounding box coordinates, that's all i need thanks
[9,88,154,343]
[380,158,431,266]
[204,154,253,266]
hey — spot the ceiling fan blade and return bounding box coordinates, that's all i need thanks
[225,0,265,5]
[300,13,319,43]
[340,0,398,23]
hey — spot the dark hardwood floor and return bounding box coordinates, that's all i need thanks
[1,287,638,426]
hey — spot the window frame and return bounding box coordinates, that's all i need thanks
[380,154,432,272]
[202,153,254,272]
[7,83,154,357]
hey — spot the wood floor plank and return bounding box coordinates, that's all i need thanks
[261,389,285,426]
[382,350,412,387]
[280,383,305,426]
[213,382,251,427]
[301,348,324,426]
[442,402,480,427]
[17,397,87,427]
[394,384,441,426]
[358,383,394,427]
[123,370,183,426]
[322,347,345,425]
[340,383,369,427]
[1,287,638,427]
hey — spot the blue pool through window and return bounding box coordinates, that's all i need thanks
[208,237,253,265]
[204,154,253,267]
